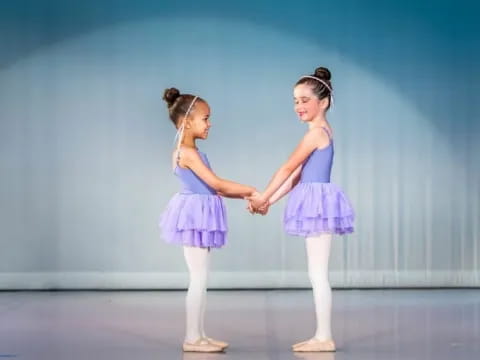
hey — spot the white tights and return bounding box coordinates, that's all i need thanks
[182,235,332,343]
[306,233,333,341]
[183,246,210,343]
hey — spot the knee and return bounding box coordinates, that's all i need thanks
[189,270,208,286]
[308,269,329,286]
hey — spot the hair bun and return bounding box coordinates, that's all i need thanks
[314,67,331,81]
[163,87,181,107]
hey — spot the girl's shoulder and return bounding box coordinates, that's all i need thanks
[302,127,332,150]
[174,146,205,169]
[175,146,200,159]
[303,126,331,142]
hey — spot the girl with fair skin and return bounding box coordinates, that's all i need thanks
[160,88,257,353]
[248,67,355,352]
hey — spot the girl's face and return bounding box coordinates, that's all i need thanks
[186,101,211,140]
[293,84,328,122]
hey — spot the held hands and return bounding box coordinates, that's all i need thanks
[255,201,270,215]
[245,191,270,215]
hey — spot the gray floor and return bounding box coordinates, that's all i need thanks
[0,289,479,360]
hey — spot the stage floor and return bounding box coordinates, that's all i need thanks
[1,289,479,360]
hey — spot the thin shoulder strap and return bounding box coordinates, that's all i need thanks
[172,148,182,172]
[320,126,332,140]
[176,148,182,163]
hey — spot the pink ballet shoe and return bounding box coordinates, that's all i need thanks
[203,337,229,349]
[182,338,224,352]
[292,339,336,352]
[292,338,314,349]
[293,352,336,360]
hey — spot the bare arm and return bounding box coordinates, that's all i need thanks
[268,165,302,205]
[251,165,301,215]
[181,148,256,198]
[249,128,327,208]
[216,190,246,199]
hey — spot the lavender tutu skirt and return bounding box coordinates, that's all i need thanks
[160,193,228,248]
[284,182,354,236]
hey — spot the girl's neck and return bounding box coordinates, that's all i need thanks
[308,113,328,130]
[181,135,197,149]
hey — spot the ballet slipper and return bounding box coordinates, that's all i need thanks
[292,339,336,352]
[203,337,229,349]
[292,338,315,349]
[293,352,336,360]
[182,338,224,352]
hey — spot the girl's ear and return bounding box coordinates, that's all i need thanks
[180,116,192,129]
[320,96,330,109]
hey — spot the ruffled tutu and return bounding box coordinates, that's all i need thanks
[284,182,354,236]
[159,193,228,248]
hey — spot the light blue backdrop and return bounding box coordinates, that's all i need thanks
[0,0,478,288]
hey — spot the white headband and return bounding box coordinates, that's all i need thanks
[300,75,333,93]
[174,96,198,158]
[184,96,198,120]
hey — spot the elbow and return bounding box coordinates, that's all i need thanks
[292,175,301,187]
[281,164,295,177]
[211,178,225,193]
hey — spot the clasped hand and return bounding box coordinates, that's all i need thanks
[245,192,270,215]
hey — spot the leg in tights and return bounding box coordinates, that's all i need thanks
[183,246,210,343]
[306,233,333,341]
